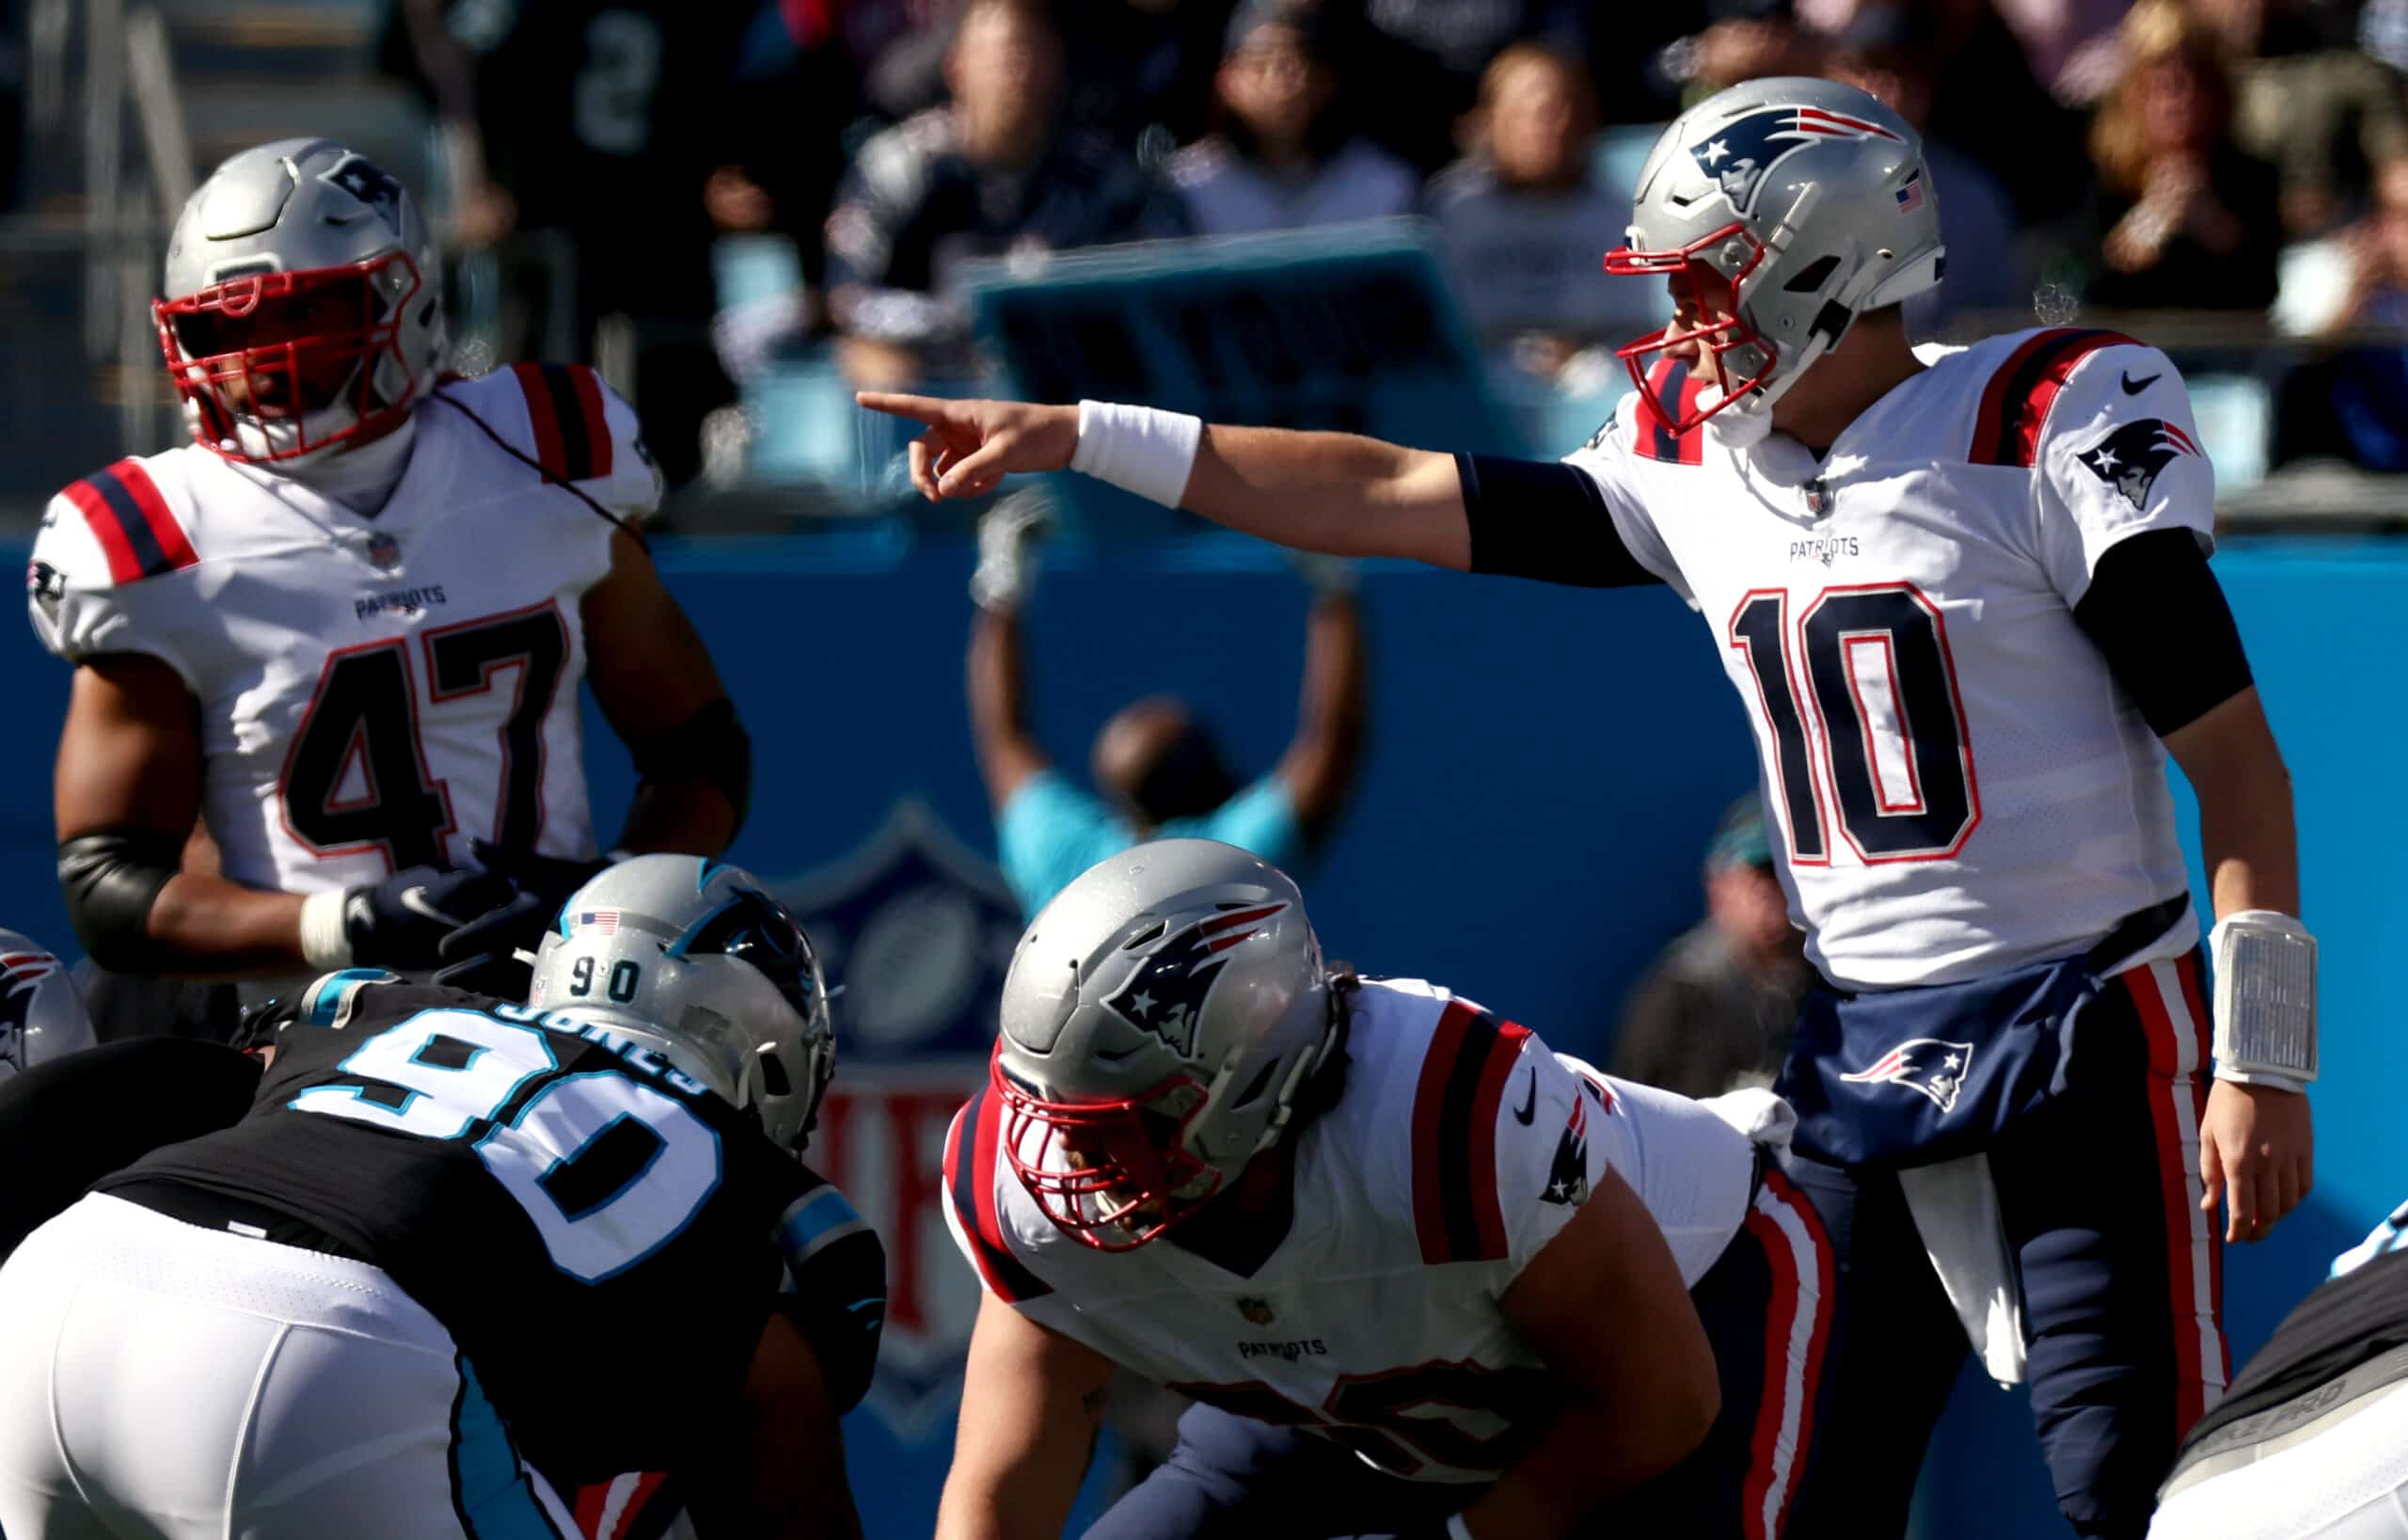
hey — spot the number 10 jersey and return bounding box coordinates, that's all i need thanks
[25,364,660,893]
[1563,328,2214,990]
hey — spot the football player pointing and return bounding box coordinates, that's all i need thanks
[941,838,1833,1539]
[31,139,748,995]
[871,77,2311,1539]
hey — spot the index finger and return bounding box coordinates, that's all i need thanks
[854,390,955,424]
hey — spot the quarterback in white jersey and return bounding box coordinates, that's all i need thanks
[863,75,2314,1540]
[940,840,1832,1540]
[30,140,749,999]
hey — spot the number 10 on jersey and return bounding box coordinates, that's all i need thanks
[1727,581,1981,865]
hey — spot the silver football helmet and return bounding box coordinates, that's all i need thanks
[157,138,447,465]
[527,857,836,1153]
[992,838,1339,1250]
[0,932,94,1081]
[1605,77,1942,432]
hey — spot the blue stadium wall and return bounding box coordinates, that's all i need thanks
[0,530,2396,1538]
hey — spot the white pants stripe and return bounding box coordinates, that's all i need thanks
[0,1194,578,1540]
[2128,958,2229,1431]
[1741,1167,1832,1540]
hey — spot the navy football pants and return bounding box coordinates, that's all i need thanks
[1782,956,2227,1540]
[1084,1167,1834,1540]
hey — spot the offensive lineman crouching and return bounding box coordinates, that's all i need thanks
[938,839,1832,1539]
[0,857,879,1539]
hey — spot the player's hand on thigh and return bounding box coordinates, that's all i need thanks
[854,394,1077,501]
[2199,1080,2314,1244]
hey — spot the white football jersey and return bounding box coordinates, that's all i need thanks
[26,364,661,897]
[1566,328,2213,989]
[943,976,1759,1484]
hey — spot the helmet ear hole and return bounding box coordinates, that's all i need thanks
[757,1046,792,1098]
[1783,254,1842,294]
[1229,1059,1279,1110]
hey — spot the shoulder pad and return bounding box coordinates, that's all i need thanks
[437,364,663,519]
[1402,995,1533,1264]
[941,1086,1054,1303]
[294,968,404,1029]
[47,459,198,587]
[1966,326,2142,468]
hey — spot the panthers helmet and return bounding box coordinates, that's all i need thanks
[992,839,1340,1251]
[527,857,836,1153]
[156,138,446,466]
[1604,77,1942,433]
[0,933,94,1081]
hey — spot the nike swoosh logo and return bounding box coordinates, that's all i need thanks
[2120,372,2161,396]
[1513,1067,1538,1125]
[397,887,462,925]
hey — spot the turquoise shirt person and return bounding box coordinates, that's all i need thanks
[996,770,1304,918]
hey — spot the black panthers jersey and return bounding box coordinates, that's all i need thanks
[100,975,883,1483]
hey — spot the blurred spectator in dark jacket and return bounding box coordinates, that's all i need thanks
[2086,0,2283,312]
[1609,798,1812,1100]
[1425,42,1651,379]
[1820,5,2026,337]
[1334,0,1589,172]
[386,0,751,485]
[1168,0,1417,235]
[2304,157,2408,468]
[2194,0,2408,239]
[825,0,1180,389]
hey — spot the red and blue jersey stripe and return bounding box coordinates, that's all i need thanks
[510,362,614,484]
[943,1087,1052,1304]
[1410,1001,1533,1264]
[58,460,196,585]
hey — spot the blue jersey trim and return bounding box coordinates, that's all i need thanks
[447,1355,566,1540]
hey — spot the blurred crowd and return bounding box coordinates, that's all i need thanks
[368,0,2408,482]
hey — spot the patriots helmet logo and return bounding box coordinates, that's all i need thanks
[1105,902,1287,1059]
[1540,1085,1592,1207]
[320,154,407,236]
[1839,1038,1975,1114]
[2080,418,2200,512]
[0,950,61,1072]
[1690,106,1903,214]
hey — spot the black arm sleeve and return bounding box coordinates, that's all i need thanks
[2072,529,2254,738]
[1456,453,1665,589]
[0,1038,261,1259]
[56,828,182,973]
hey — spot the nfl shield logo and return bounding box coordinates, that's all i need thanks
[1238,1296,1276,1326]
[366,532,402,570]
[1803,479,1831,518]
[768,800,1025,1437]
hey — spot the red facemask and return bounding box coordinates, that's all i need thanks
[990,1050,1221,1252]
[1602,221,1777,436]
[154,251,423,463]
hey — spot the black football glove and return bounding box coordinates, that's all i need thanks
[336,865,515,971]
[433,840,615,998]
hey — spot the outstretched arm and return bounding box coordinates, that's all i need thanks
[968,604,1051,812]
[856,394,1472,569]
[937,1294,1118,1540]
[1276,590,1367,841]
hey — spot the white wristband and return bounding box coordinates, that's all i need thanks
[299,889,356,971]
[1446,1515,1476,1540]
[2210,908,2318,1086]
[1069,400,1202,507]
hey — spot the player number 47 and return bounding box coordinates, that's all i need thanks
[1727,581,1982,865]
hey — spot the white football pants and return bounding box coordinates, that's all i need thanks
[0,1193,579,1539]
[2150,1380,2408,1540]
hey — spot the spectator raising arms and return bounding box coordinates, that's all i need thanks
[964,497,1367,917]
[825,0,1181,389]
[2087,0,2284,312]
[1425,42,1657,380]
[1166,0,1418,236]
